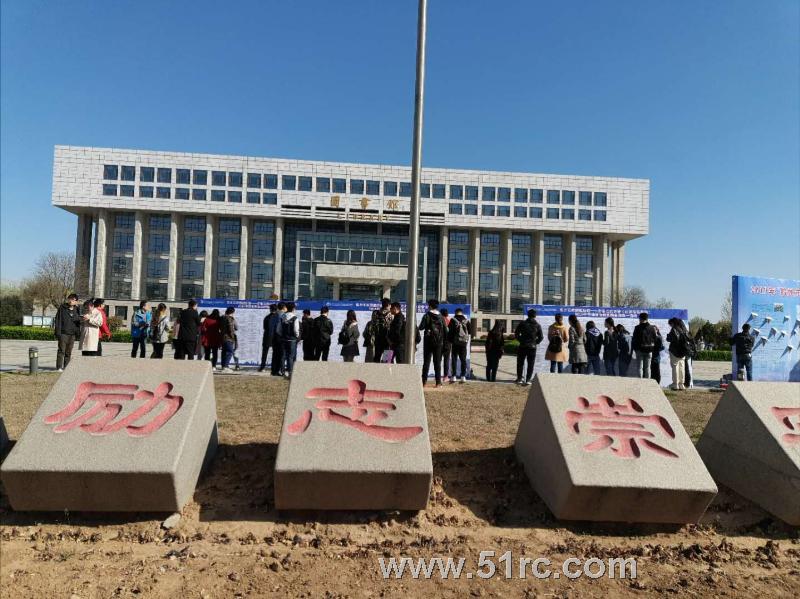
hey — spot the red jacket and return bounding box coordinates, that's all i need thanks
[201,317,222,347]
[99,309,111,341]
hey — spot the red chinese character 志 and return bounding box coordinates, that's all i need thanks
[565,395,678,459]
[286,379,423,443]
[771,406,800,446]
[44,382,183,437]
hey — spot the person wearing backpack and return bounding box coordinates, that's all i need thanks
[362,310,380,363]
[419,299,446,387]
[259,304,279,372]
[514,309,544,385]
[545,313,569,373]
[584,320,603,375]
[300,309,316,361]
[616,324,633,376]
[280,302,301,377]
[666,317,688,390]
[270,302,288,375]
[730,323,755,381]
[372,298,394,363]
[650,324,664,384]
[567,315,588,374]
[149,303,170,359]
[448,308,471,383]
[338,310,360,362]
[484,321,506,382]
[602,317,619,376]
[632,312,658,379]
[440,308,452,381]
[387,302,407,363]
[313,305,334,361]
[130,300,151,358]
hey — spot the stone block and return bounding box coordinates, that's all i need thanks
[275,362,432,510]
[1,357,217,512]
[696,382,800,525]
[514,374,717,523]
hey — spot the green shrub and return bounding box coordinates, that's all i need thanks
[696,350,731,362]
[0,325,132,343]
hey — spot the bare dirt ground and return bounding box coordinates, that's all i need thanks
[0,372,798,598]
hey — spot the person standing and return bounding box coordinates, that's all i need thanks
[149,303,170,359]
[313,305,334,361]
[568,315,588,374]
[440,308,452,381]
[130,300,151,358]
[53,293,82,371]
[584,320,603,375]
[731,323,755,381]
[300,309,316,361]
[363,310,380,363]
[666,317,688,390]
[545,313,569,373]
[602,317,619,376]
[220,307,238,372]
[175,299,201,360]
[201,309,222,368]
[420,299,446,387]
[373,298,394,362]
[650,325,664,384]
[79,300,103,356]
[338,310,360,362]
[280,302,301,377]
[632,312,658,379]
[448,308,471,383]
[616,324,633,376]
[484,321,506,382]
[514,309,543,385]
[94,298,111,356]
[270,302,288,375]
[387,302,406,363]
[259,304,279,372]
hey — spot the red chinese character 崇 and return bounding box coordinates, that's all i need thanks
[44,382,183,437]
[565,395,678,459]
[286,379,422,443]
[771,406,800,446]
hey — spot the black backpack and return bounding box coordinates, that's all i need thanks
[281,314,298,340]
[338,326,349,345]
[424,313,445,345]
[682,334,697,359]
[547,333,563,354]
[639,324,657,352]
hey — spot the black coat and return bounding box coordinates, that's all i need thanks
[54,303,81,337]
[514,318,543,350]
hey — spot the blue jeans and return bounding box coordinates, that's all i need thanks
[283,339,298,374]
[221,340,235,369]
[550,361,563,373]
[737,354,753,381]
[604,358,617,376]
[588,355,603,375]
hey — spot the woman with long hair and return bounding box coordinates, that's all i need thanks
[201,309,222,368]
[149,303,170,359]
[339,309,360,362]
[567,314,588,374]
[545,313,569,373]
[616,324,633,376]
[484,320,506,382]
[363,310,381,363]
[602,317,618,375]
[666,317,689,390]
[79,299,103,356]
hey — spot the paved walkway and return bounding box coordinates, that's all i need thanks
[1,339,730,387]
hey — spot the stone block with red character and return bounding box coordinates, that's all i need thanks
[514,374,717,523]
[697,381,800,525]
[1,357,217,512]
[274,362,432,510]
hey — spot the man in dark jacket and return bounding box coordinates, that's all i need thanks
[313,305,334,361]
[602,317,619,376]
[448,308,471,382]
[419,299,446,387]
[514,309,544,385]
[632,312,658,379]
[584,320,604,376]
[271,302,287,375]
[175,299,201,360]
[730,323,755,381]
[300,309,315,361]
[387,302,406,363]
[259,304,279,372]
[53,293,82,371]
[372,298,394,363]
[440,308,452,381]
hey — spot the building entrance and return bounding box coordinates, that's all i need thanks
[339,283,384,300]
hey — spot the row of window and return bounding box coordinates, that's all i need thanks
[101,165,609,205]
[448,204,608,221]
[103,184,279,205]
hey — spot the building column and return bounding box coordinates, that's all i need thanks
[131,211,145,300]
[333,280,341,300]
[469,229,481,311]
[438,226,448,300]
[501,230,512,313]
[93,210,109,298]
[614,240,626,301]
[595,235,609,305]
[382,283,391,299]
[167,214,180,301]
[565,233,576,305]
[238,216,250,300]
[273,217,284,299]
[74,213,93,295]
[203,216,216,299]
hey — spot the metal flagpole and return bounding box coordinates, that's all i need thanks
[404,0,428,363]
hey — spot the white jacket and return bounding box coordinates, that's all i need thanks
[79,308,103,352]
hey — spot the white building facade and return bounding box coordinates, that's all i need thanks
[53,145,649,329]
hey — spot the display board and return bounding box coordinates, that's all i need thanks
[522,304,690,387]
[198,299,471,374]
[731,275,800,382]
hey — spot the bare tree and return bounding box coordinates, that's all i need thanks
[611,285,648,308]
[22,252,78,315]
[720,290,732,322]
[652,297,674,309]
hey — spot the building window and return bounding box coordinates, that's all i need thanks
[113,232,134,252]
[594,192,607,206]
[446,230,469,302]
[150,214,170,230]
[511,233,532,268]
[139,186,154,198]
[579,191,592,206]
[576,254,593,273]
[247,173,262,188]
[228,190,242,203]
[216,261,239,281]
[594,210,607,221]
[547,190,560,204]
[176,188,190,200]
[450,185,463,200]
[103,165,118,180]
[109,280,132,298]
[530,207,543,218]
[251,237,274,258]
[115,305,128,320]
[219,217,241,234]
[121,166,135,181]
[562,190,575,205]
[465,186,478,201]
[366,180,380,195]
[481,205,495,217]
[514,206,527,218]
[229,172,243,187]
[497,187,511,202]
[156,187,171,199]
[482,186,496,201]
[576,235,593,251]
[449,204,463,215]
[264,174,278,189]
[193,170,207,185]
[120,185,135,197]
[176,169,190,184]
[333,178,346,193]
[103,184,117,196]
[561,209,574,220]
[282,175,296,190]
[253,220,274,235]
[247,191,260,204]
[145,282,167,300]
[384,181,398,196]
[497,205,511,217]
[350,179,364,194]
[298,176,312,191]
[544,234,562,250]
[316,177,331,192]
[511,274,531,295]
[575,277,593,298]
[543,275,562,297]
[218,237,240,257]
[400,182,412,197]
[111,256,132,277]
[139,167,154,182]
[579,209,592,221]
[432,184,446,199]
[531,188,543,203]
[420,183,430,198]
[251,262,274,284]
[263,192,278,205]
[184,216,206,232]
[146,257,169,278]
[465,204,478,215]
[181,260,204,279]
[514,188,528,202]
[211,171,226,186]
[183,236,205,256]
[192,189,207,201]
[180,284,203,300]
[544,252,562,271]
[546,208,559,219]
[480,233,500,266]
[211,189,225,202]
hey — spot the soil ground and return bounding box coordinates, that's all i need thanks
[0,373,798,598]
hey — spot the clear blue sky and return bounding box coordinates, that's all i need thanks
[2,0,798,320]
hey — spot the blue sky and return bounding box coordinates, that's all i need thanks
[1,0,798,320]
